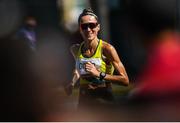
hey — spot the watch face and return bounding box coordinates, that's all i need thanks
[101,72,106,77]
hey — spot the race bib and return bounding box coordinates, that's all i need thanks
[76,58,101,75]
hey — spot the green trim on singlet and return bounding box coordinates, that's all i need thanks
[77,39,114,84]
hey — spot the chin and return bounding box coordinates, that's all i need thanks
[87,37,95,41]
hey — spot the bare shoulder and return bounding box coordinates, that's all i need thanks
[102,41,116,55]
[70,44,80,51]
[102,40,121,62]
[70,44,80,59]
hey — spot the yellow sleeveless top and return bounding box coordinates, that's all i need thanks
[75,39,114,85]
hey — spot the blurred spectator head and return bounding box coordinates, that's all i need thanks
[24,16,37,30]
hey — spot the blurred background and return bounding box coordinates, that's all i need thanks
[0,0,180,121]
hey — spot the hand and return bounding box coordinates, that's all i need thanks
[64,83,73,96]
[88,83,98,90]
[85,62,100,77]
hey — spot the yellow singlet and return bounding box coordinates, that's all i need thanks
[75,39,114,85]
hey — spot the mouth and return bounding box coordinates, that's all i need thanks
[86,32,93,36]
[87,34,93,39]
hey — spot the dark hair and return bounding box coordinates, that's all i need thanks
[78,8,98,25]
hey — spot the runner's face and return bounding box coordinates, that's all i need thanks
[80,15,100,41]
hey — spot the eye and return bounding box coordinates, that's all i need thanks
[80,23,98,30]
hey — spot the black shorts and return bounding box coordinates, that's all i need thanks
[78,86,114,108]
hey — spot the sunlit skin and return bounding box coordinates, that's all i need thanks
[80,15,99,42]
[69,15,129,87]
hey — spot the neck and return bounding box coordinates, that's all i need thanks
[84,38,99,50]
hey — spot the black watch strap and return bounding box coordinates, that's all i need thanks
[99,72,106,81]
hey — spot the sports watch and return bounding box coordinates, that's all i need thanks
[99,72,106,81]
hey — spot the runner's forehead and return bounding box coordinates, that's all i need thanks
[80,15,97,24]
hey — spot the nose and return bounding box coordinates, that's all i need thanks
[87,26,91,31]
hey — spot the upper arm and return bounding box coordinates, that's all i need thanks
[103,42,128,77]
[70,44,80,60]
[70,44,80,80]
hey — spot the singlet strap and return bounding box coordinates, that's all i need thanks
[78,39,102,58]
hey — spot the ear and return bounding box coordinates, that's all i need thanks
[97,24,100,31]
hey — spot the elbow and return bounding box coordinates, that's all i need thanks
[119,76,129,86]
[123,78,129,86]
[123,74,129,86]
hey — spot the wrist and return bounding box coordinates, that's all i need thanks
[71,82,75,87]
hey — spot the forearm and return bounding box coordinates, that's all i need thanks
[71,69,80,86]
[103,73,129,86]
[93,70,129,86]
